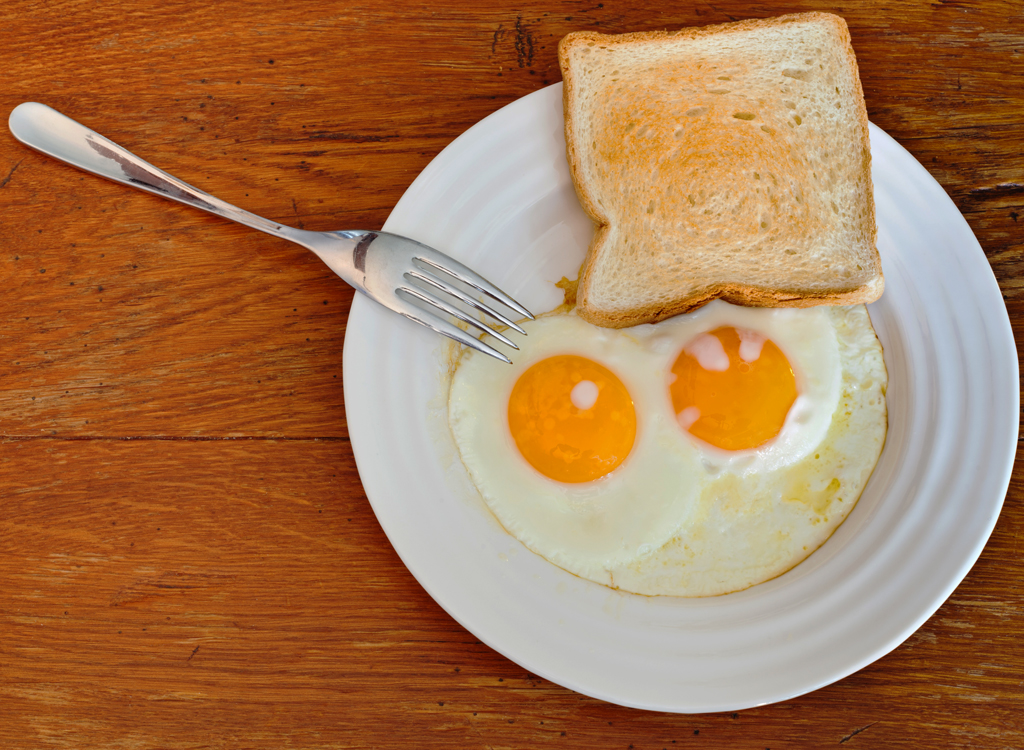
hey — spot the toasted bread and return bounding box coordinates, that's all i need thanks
[559,12,882,328]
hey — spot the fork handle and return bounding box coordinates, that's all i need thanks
[8,102,303,244]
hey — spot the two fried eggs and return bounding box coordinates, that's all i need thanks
[448,300,887,597]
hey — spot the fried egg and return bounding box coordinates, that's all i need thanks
[447,300,887,596]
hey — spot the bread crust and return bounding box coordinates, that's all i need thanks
[559,12,882,328]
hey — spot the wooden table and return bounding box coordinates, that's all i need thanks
[1,1,1021,747]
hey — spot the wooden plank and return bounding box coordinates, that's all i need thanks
[1,440,1022,748]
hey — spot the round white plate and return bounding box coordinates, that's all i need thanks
[342,83,1018,713]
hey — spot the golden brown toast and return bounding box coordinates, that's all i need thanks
[559,12,883,327]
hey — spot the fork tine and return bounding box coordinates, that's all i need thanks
[393,296,512,365]
[397,286,519,350]
[404,269,527,335]
[413,253,535,321]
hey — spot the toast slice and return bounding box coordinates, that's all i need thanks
[559,12,882,328]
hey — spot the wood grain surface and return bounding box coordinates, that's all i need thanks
[1,1,1021,747]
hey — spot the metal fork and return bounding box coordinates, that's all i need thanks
[7,102,532,363]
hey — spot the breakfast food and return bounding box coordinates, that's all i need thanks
[445,13,890,597]
[448,301,887,597]
[559,12,883,327]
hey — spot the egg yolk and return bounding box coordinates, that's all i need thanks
[508,355,636,483]
[669,326,797,451]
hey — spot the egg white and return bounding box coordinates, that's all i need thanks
[622,300,844,475]
[449,313,705,582]
[447,302,887,596]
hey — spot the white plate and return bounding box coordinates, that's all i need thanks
[342,83,1018,713]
